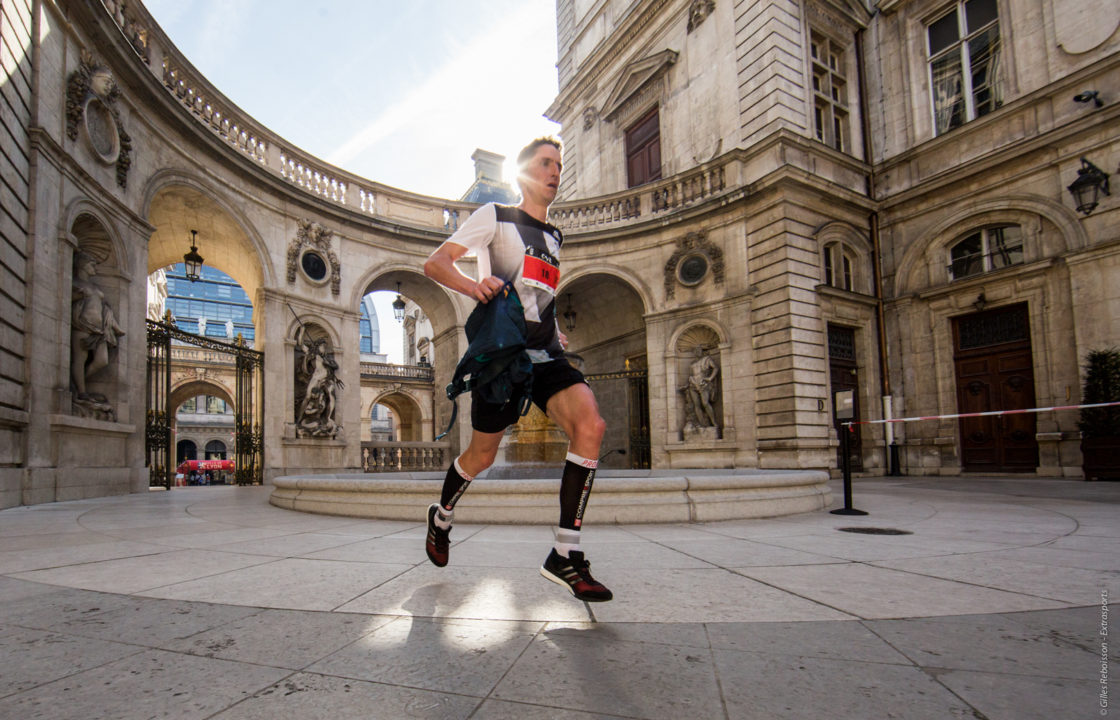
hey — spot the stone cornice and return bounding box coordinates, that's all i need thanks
[873,54,1120,208]
[547,0,676,122]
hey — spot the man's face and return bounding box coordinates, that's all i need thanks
[519,143,562,206]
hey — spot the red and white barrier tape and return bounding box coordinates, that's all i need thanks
[843,401,1120,428]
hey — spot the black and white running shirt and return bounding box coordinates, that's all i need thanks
[444,203,564,362]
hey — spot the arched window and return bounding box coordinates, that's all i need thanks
[205,440,227,460]
[948,225,1023,280]
[823,242,856,291]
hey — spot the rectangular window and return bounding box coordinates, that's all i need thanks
[809,30,851,153]
[928,0,1001,135]
[625,107,662,188]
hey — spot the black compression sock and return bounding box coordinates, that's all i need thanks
[558,452,598,529]
[439,457,473,512]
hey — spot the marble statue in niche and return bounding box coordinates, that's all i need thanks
[294,326,344,438]
[71,249,125,420]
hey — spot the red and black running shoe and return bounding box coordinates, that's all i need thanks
[425,503,450,567]
[540,549,613,602]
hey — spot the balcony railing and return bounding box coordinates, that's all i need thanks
[98,1,472,233]
[550,156,733,233]
[99,1,742,238]
[361,442,450,472]
[360,362,435,382]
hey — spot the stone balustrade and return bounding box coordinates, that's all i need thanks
[100,0,742,239]
[359,362,435,382]
[550,156,733,233]
[100,1,471,232]
[361,442,449,472]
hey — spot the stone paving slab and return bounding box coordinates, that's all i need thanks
[0,476,1116,719]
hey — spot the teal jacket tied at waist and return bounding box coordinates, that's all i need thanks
[435,282,533,440]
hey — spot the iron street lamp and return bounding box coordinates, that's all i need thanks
[1067,157,1111,216]
[183,229,204,282]
[563,293,577,332]
[392,282,406,322]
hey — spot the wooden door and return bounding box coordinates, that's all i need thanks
[953,304,1038,472]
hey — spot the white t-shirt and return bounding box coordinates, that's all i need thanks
[443,203,563,361]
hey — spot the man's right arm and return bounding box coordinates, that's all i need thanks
[424,204,506,303]
[424,242,505,304]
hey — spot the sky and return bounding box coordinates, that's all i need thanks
[145,0,562,362]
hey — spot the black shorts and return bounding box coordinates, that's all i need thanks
[471,358,586,434]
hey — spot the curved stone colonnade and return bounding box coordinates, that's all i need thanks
[269,470,832,524]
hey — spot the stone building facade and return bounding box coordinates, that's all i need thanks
[0,0,1116,508]
[546,0,1118,477]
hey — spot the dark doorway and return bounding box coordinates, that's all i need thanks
[952,303,1038,472]
[829,324,863,471]
[585,362,651,469]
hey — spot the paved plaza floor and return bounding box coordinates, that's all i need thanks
[1,475,1116,719]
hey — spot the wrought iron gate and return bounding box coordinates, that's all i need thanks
[146,319,265,487]
[585,368,651,469]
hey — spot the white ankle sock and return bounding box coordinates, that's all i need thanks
[434,507,452,529]
[554,527,581,557]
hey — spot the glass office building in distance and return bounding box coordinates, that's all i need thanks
[164,263,256,345]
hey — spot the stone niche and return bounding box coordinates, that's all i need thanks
[676,325,723,442]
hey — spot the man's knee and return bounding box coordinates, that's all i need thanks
[461,438,500,472]
[572,412,606,447]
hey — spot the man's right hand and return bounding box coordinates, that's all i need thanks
[473,276,506,303]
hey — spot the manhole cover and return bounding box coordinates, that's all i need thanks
[837,527,913,535]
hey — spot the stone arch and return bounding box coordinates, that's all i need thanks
[169,379,235,413]
[895,195,1089,296]
[815,221,871,294]
[551,270,649,464]
[370,389,425,442]
[203,438,230,457]
[555,269,649,371]
[142,170,275,303]
[559,263,654,316]
[350,264,465,329]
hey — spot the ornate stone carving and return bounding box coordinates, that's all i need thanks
[582,107,598,131]
[71,247,125,421]
[294,325,345,438]
[663,231,725,299]
[66,50,133,188]
[287,220,341,295]
[687,0,715,33]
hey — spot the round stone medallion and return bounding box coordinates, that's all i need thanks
[678,252,709,286]
[83,97,120,164]
[300,250,328,282]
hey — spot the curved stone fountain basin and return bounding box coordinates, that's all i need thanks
[269,468,832,523]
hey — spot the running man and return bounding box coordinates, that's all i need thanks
[422,137,612,602]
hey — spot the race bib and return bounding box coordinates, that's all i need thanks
[523,245,559,294]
